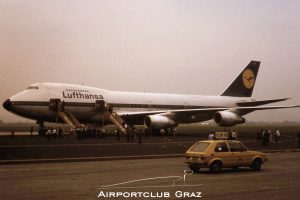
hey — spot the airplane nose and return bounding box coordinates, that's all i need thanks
[3,99,12,111]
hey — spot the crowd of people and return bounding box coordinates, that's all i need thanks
[257,128,281,146]
[207,128,284,147]
[45,127,64,139]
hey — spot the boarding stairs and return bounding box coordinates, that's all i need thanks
[49,98,85,129]
[95,100,129,134]
[104,111,128,134]
[58,110,85,129]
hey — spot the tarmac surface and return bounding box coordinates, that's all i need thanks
[0,133,299,163]
[0,152,299,200]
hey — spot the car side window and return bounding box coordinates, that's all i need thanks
[240,143,247,151]
[229,142,247,152]
[215,142,229,152]
[229,142,242,152]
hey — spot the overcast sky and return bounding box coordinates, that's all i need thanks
[0,0,299,123]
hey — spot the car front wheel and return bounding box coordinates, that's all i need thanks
[251,158,262,171]
[209,161,222,173]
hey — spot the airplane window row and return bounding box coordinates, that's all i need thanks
[112,104,149,108]
[65,102,94,107]
[27,86,39,90]
[12,101,46,106]
[111,104,195,109]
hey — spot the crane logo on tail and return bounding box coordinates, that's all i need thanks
[242,69,255,89]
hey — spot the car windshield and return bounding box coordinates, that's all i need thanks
[189,142,210,152]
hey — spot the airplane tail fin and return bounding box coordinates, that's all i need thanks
[221,60,260,97]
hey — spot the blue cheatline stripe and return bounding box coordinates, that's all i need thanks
[11,101,219,110]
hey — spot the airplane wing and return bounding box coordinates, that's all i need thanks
[236,98,290,107]
[231,105,300,116]
[119,108,227,124]
[120,105,300,124]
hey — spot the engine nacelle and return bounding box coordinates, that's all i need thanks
[144,115,175,129]
[214,111,245,127]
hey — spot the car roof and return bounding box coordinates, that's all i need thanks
[197,140,241,143]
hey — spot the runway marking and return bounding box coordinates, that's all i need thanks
[100,176,183,188]
[99,169,201,189]
[98,184,203,189]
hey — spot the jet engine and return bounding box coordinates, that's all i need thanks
[213,111,245,127]
[144,115,175,129]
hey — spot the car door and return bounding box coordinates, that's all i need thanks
[227,142,243,167]
[237,142,253,166]
[213,142,235,167]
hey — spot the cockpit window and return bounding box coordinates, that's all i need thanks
[27,86,38,90]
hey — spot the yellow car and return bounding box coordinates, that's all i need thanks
[185,140,267,173]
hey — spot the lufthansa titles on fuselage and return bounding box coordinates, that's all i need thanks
[62,89,103,100]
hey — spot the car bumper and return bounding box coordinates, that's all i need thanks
[185,160,208,167]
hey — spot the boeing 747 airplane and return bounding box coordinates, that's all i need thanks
[3,61,299,134]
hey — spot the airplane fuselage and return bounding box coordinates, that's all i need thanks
[5,83,251,125]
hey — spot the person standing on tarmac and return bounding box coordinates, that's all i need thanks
[265,129,270,146]
[101,127,106,138]
[275,129,281,143]
[58,128,63,138]
[297,132,300,149]
[115,129,120,141]
[269,129,275,143]
[208,131,215,140]
[262,129,267,146]
[231,129,238,140]
[257,129,263,141]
